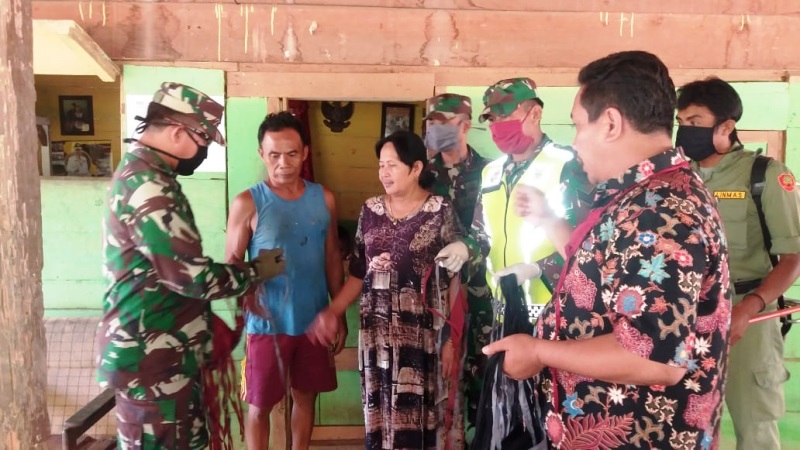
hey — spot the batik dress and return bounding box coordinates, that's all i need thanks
[350,194,464,450]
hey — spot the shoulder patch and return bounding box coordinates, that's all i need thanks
[778,173,796,192]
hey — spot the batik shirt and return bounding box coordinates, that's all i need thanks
[97,146,257,399]
[536,149,731,450]
[463,135,594,286]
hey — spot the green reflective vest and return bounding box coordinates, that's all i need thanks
[481,144,574,318]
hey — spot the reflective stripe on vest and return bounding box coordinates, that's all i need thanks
[480,144,574,320]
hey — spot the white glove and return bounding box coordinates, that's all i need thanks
[436,241,469,273]
[493,263,542,286]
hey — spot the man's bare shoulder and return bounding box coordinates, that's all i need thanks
[230,189,256,216]
[321,185,337,209]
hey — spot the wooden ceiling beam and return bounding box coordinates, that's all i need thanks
[33,3,800,70]
[232,64,787,89]
[228,71,434,100]
[35,0,800,15]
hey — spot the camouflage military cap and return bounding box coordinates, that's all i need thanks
[151,82,226,146]
[423,94,472,121]
[478,77,542,123]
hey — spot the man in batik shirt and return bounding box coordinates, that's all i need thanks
[485,51,731,450]
[423,93,490,445]
[97,82,283,449]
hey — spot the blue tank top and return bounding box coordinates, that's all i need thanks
[246,181,330,336]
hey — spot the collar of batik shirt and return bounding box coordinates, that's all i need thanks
[593,148,688,207]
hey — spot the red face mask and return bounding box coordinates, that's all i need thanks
[488,107,534,154]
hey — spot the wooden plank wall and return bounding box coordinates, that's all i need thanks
[31,1,800,76]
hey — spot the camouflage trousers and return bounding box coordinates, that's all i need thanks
[115,377,208,450]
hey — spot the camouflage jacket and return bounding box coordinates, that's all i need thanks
[427,145,489,229]
[427,146,494,313]
[96,146,256,398]
[464,135,594,286]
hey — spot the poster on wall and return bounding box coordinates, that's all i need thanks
[381,103,415,137]
[124,94,226,173]
[59,95,95,136]
[51,141,113,177]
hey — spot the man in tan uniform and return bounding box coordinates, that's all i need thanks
[677,77,800,450]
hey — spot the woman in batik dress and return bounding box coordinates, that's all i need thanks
[308,130,464,449]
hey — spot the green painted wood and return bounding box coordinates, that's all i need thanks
[728,82,790,131]
[43,309,102,318]
[789,82,800,129]
[786,285,800,300]
[40,176,229,312]
[345,301,360,348]
[786,128,800,177]
[122,66,225,96]
[784,327,800,360]
[785,82,800,179]
[785,360,800,413]
[720,407,800,449]
[181,177,228,260]
[226,97,268,206]
[318,370,365,426]
[43,281,106,310]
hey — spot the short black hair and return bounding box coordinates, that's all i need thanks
[577,50,676,136]
[374,130,434,189]
[257,111,308,147]
[677,77,743,143]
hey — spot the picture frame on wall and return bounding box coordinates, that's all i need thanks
[380,102,415,137]
[50,140,112,177]
[58,95,95,136]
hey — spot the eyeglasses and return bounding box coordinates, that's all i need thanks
[152,118,212,144]
[181,125,212,144]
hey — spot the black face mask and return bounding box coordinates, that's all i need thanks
[124,136,209,176]
[675,125,722,162]
[174,143,208,176]
[127,116,211,176]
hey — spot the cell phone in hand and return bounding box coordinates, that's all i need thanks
[258,248,286,263]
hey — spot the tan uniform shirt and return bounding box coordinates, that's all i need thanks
[693,148,800,283]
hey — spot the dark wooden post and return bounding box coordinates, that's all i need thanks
[0,0,51,448]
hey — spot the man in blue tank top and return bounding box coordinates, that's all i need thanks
[225,111,344,449]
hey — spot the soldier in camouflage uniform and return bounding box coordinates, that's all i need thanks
[97,82,285,449]
[422,93,491,447]
[437,77,593,323]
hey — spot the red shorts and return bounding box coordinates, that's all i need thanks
[241,333,337,409]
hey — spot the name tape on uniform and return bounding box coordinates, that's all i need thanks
[713,191,746,200]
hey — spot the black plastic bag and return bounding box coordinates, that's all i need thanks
[472,274,546,450]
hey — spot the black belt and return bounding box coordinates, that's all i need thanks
[733,279,762,296]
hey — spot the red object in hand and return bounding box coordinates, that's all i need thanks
[748,305,800,324]
[209,313,243,369]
